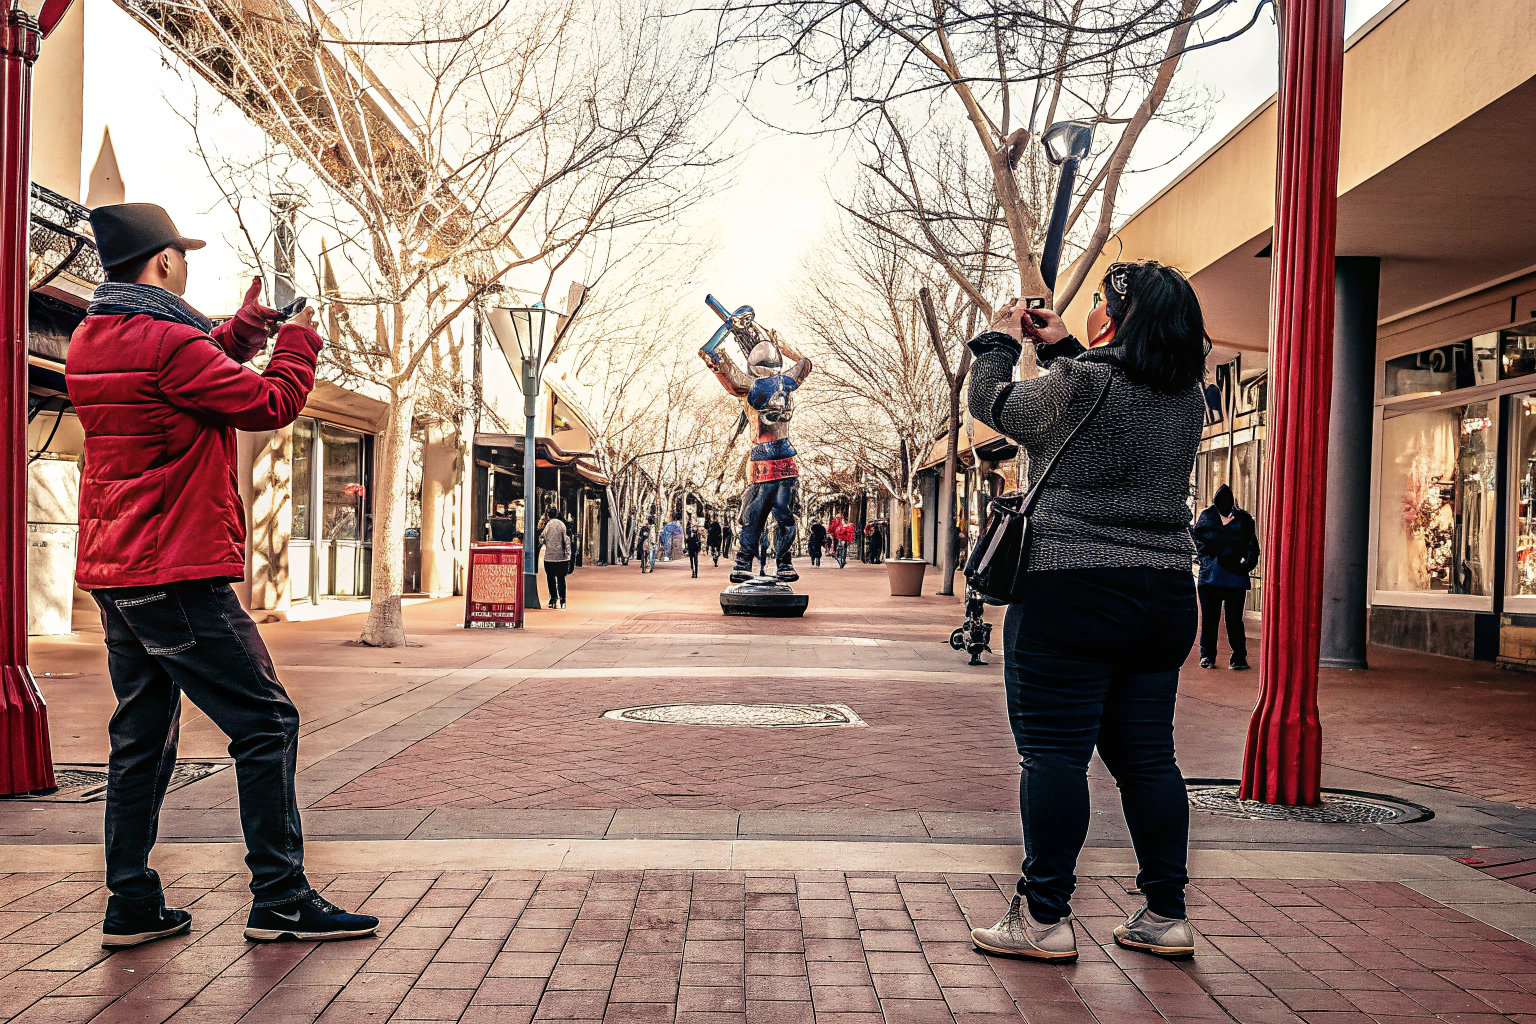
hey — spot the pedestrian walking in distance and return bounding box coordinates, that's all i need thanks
[541,512,571,609]
[65,204,378,949]
[687,525,703,577]
[808,518,826,567]
[1193,484,1260,669]
[965,260,1209,963]
[706,517,723,566]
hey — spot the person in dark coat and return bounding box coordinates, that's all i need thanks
[686,525,703,577]
[1193,484,1260,670]
[807,519,826,566]
[706,518,723,566]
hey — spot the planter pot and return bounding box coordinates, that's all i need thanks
[886,558,928,597]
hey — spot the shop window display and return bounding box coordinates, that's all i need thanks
[1510,395,1536,596]
[1377,403,1496,596]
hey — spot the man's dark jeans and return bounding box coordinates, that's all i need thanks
[1198,584,1248,662]
[735,477,798,573]
[1002,567,1197,924]
[93,579,310,910]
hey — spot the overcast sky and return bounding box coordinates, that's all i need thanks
[690,0,1397,335]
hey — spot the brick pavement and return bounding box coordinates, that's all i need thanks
[315,673,1017,812]
[3,867,1535,1024]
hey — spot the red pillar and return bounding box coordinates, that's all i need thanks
[1239,0,1346,806]
[0,7,52,796]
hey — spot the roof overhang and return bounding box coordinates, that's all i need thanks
[1059,0,1536,351]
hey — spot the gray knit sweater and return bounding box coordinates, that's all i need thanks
[967,333,1205,573]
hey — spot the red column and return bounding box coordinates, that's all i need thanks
[0,9,53,797]
[1239,0,1346,806]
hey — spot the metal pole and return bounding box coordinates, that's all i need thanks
[310,425,323,604]
[0,10,53,796]
[522,358,541,609]
[1039,155,1079,292]
[1240,0,1346,806]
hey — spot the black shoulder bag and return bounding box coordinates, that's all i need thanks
[963,372,1112,603]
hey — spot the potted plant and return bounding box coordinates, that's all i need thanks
[886,557,928,597]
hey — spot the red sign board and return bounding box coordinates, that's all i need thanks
[465,542,524,628]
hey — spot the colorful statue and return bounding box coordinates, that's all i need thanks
[699,296,813,583]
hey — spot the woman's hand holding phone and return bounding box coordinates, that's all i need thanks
[990,300,1070,347]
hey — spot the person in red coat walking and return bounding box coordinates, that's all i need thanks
[66,204,377,949]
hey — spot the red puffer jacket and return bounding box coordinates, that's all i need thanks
[65,314,323,589]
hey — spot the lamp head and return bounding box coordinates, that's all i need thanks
[1042,120,1094,166]
[487,305,551,368]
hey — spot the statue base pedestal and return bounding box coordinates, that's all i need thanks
[720,577,808,617]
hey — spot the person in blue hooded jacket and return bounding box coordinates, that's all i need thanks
[1192,484,1260,670]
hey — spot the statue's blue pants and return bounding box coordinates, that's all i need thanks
[735,477,799,573]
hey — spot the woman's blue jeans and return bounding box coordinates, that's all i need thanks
[1002,567,1197,923]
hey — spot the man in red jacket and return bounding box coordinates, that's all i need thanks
[66,204,377,949]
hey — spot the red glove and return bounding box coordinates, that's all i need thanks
[222,278,283,362]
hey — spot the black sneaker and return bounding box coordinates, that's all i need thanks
[245,891,378,943]
[776,566,799,583]
[1229,658,1250,671]
[729,567,754,583]
[102,895,191,950]
[1199,656,1215,669]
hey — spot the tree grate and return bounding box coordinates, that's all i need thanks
[2,762,229,803]
[1186,782,1431,824]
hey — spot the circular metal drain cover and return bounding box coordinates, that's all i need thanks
[1186,782,1431,824]
[602,703,865,728]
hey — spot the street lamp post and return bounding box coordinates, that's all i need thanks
[1,0,75,796]
[486,305,553,611]
[1038,120,1095,292]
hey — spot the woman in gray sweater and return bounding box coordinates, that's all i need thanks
[966,261,1209,964]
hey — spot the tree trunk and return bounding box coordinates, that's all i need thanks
[361,388,416,647]
[937,378,963,596]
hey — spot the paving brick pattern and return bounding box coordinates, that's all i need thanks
[316,676,1018,812]
[1467,852,1536,893]
[2,868,1534,1024]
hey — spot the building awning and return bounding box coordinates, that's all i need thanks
[474,432,609,486]
[915,422,1018,472]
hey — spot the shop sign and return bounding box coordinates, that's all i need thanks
[465,542,524,628]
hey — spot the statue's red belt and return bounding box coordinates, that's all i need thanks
[750,456,799,483]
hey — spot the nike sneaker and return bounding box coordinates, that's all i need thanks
[102,895,191,950]
[245,890,378,942]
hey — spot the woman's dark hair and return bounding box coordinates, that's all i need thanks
[1093,260,1209,393]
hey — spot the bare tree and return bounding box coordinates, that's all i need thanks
[721,0,1221,312]
[125,0,724,644]
[789,222,950,557]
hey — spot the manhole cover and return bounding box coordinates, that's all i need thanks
[1186,782,1431,824]
[602,703,866,728]
[1,761,228,802]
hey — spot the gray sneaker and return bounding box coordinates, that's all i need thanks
[970,894,1077,961]
[1113,906,1195,959]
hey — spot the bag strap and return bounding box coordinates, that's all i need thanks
[1018,368,1113,517]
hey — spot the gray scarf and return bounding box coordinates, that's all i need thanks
[87,283,212,333]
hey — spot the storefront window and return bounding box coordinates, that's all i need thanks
[321,423,365,541]
[1501,325,1536,381]
[1509,395,1536,596]
[1385,341,1476,398]
[1377,402,1496,596]
[292,417,313,541]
